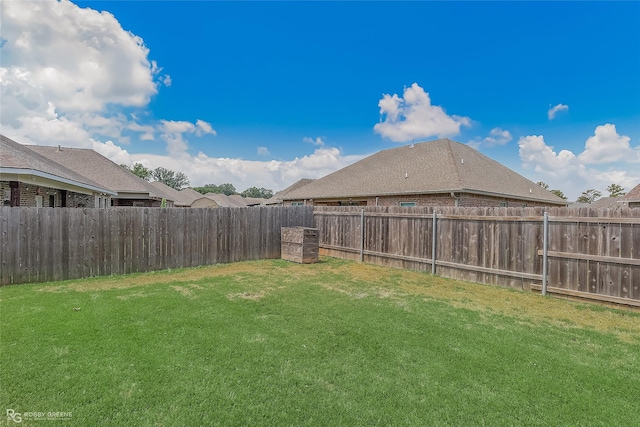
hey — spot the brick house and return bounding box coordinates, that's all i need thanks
[27,143,175,207]
[280,138,567,208]
[1,135,116,207]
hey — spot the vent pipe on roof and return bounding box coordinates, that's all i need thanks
[56,145,62,152]
[461,158,464,164]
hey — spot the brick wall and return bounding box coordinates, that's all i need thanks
[112,198,162,207]
[287,192,561,208]
[0,181,98,207]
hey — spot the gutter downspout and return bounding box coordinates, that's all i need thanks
[450,192,460,207]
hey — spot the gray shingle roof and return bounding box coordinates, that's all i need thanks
[264,178,316,205]
[282,139,566,205]
[0,135,114,194]
[28,145,168,200]
[620,183,640,202]
[148,181,196,206]
[587,196,623,209]
[180,188,205,200]
[201,193,248,207]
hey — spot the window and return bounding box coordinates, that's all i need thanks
[291,201,304,206]
[400,202,416,207]
[49,195,55,207]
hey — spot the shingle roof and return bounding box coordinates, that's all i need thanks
[264,178,316,205]
[180,188,205,200]
[282,139,566,205]
[148,181,196,206]
[620,183,640,202]
[28,145,169,200]
[0,135,114,195]
[588,196,623,209]
[202,193,248,207]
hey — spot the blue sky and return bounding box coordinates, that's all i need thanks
[2,1,639,200]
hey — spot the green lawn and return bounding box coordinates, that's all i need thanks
[1,257,639,426]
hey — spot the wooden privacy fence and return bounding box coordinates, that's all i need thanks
[0,206,314,285]
[314,206,640,307]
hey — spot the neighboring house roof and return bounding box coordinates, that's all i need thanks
[620,183,640,203]
[0,135,115,195]
[264,178,316,205]
[201,193,248,207]
[281,139,566,205]
[180,188,205,201]
[148,181,195,206]
[571,197,622,209]
[28,145,172,201]
[229,194,265,206]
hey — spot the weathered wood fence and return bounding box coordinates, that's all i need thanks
[0,206,314,285]
[314,206,640,307]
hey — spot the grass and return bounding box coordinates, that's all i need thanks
[1,257,639,426]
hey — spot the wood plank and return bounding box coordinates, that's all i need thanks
[549,216,639,224]
[530,283,640,308]
[537,250,640,266]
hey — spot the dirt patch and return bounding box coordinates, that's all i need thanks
[398,275,640,344]
[227,290,268,301]
[117,291,152,300]
[171,286,194,298]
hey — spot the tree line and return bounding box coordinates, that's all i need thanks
[121,163,273,198]
[537,182,627,204]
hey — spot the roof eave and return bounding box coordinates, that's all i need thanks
[0,167,117,196]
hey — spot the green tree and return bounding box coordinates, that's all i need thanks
[193,183,237,196]
[241,187,274,199]
[151,167,190,190]
[217,183,237,196]
[536,181,550,190]
[550,189,568,200]
[193,184,220,195]
[576,189,602,204]
[121,163,152,181]
[606,183,626,197]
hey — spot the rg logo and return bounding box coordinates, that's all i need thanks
[6,409,22,423]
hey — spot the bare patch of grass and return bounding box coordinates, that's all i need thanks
[227,290,269,301]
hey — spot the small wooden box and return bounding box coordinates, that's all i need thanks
[281,227,319,264]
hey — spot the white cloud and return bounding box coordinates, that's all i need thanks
[257,146,270,156]
[373,83,471,142]
[115,145,364,193]
[518,124,640,200]
[161,75,172,87]
[578,123,639,164]
[1,0,158,118]
[195,119,216,136]
[548,104,568,120]
[469,127,513,149]
[0,0,177,150]
[303,136,325,146]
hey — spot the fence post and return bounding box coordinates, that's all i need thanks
[431,210,437,274]
[360,208,365,263]
[542,211,549,296]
